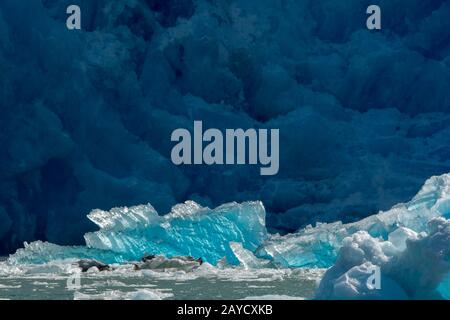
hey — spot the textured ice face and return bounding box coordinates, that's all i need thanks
[308,174,450,299]
[258,174,450,268]
[315,218,450,300]
[9,201,267,265]
[87,204,161,232]
[85,200,267,265]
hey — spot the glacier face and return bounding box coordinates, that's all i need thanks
[7,174,450,299]
[2,0,450,253]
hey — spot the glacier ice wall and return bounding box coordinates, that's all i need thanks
[2,0,450,253]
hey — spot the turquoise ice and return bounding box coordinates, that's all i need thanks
[7,174,450,299]
[9,201,267,265]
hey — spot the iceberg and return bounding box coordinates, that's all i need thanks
[315,218,450,299]
[229,242,272,269]
[6,174,450,300]
[257,174,450,299]
[258,174,450,268]
[9,201,267,265]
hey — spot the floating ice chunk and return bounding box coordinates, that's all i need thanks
[259,174,450,268]
[324,261,409,300]
[257,222,346,268]
[315,218,450,300]
[7,174,450,301]
[390,218,450,299]
[9,201,267,266]
[229,242,271,269]
[83,201,267,265]
[8,241,127,265]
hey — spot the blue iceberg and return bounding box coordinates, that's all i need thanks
[7,174,450,299]
[9,201,267,265]
[259,174,450,268]
[259,174,450,299]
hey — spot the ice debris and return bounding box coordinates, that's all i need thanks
[74,289,173,300]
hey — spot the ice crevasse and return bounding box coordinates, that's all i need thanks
[7,174,450,299]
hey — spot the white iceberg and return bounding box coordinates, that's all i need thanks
[258,174,450,268]
[315,218,449,299]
